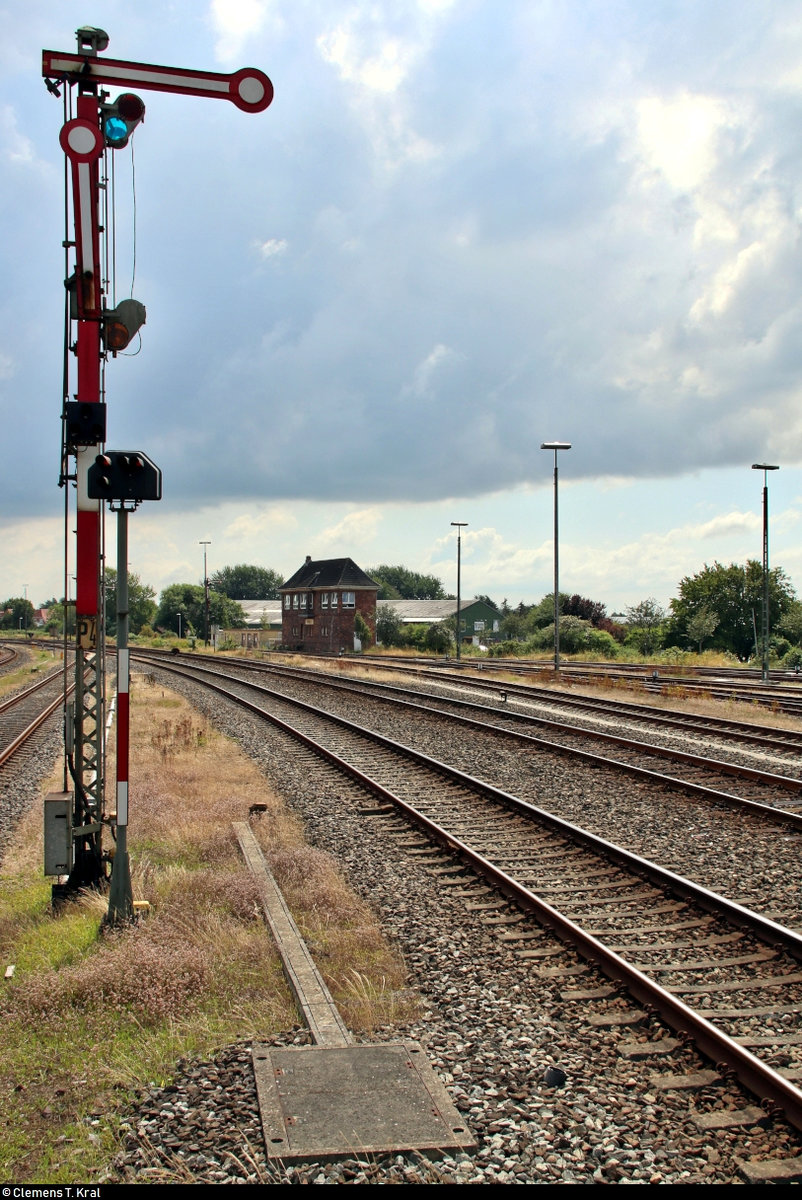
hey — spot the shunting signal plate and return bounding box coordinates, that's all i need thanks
[253,1040,476,1162]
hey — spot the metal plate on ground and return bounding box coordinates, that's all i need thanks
[253,1040,476,1161]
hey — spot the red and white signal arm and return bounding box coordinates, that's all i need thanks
[43,51,273,113]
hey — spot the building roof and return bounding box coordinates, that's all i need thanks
[377,598,499,623]
[377,599,458,622]
[236,600,282,627]
[281,557,379,591]
[235,595,499,629]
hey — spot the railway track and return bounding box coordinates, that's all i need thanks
[136,650,802,828]
[0,663,70,866]
[134,651,802,1143]
[0,667,69,768]
[351,651,802,717]
[337,655,802,755]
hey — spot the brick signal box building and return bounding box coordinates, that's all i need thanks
[279,556,378,654]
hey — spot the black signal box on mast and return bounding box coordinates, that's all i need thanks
[87,450,162,503]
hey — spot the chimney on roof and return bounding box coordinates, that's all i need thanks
[305,555,312,563]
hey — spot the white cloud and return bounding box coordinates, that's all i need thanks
[635,93,732,192]
[317,508,382,550]
[315,3,449,168]
[408,343,457,396]
[209,0,275,64]
[1,105,40,167]
[254,237,289,259]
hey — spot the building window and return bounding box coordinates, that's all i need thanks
[342,591,355,608]
[307,592,315,610]
[321,592,329,608]
[284,595,290,609]
[300,593,307,609]
[293,594,299,609]
[331,593,338,607]
[321,624,329,636]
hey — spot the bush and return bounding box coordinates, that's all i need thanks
[488,640,526,657]
[584,628,620,658]
[424,623,454,654]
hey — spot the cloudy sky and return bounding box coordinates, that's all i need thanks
[2,0,802,615]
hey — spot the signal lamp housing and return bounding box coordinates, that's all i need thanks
[87,450,162,503]
[100,92,145,148]
[103,298,146,354]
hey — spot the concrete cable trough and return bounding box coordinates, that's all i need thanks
[233,820,476,1163]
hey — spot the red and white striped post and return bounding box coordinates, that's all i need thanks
[108,507,133,922]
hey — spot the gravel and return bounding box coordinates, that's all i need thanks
[106,666,802,1185]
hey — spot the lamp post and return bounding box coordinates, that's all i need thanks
[451,522,468,661]
[199,541,211,647]
[541,441,571,672]
[751,463,779,683]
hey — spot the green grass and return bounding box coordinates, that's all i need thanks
[0,678,418,1182]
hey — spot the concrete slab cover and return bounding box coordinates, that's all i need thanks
[253,1040,476,1161]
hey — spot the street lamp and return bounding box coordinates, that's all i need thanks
[199,541,211,647]
[751,463,779,683]
[541,441,572,672]
[451,522,468,662]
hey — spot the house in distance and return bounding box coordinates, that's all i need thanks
[279,556,378,654]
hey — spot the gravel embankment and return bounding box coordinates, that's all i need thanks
[107,670,802,1185]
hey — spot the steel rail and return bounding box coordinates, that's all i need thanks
[134,651,802,831]
[137,653,802,1132]
[0,667,68,716]
[225,656,802,791]
[0,689,68,768]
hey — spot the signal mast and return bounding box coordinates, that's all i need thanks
[42,26,273,912]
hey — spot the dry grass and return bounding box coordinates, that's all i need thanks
[0,646,62,701]
[0,673,418,1182]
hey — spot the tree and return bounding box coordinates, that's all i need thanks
[424,622,454,654]
[155,584,246,637]
[685,606,719,654]
[473,594,499,610]
[103,569,157,635]
[366,564,447,600]
[0,597,35,631]
[527,593,568,631]
[376,604,404,647]
[499,609,530,641]
[665,561,796,660]
[777,601,802,648]
[43,600,76,636]
[563,594,607,626]
[625,598,667,655]
[354,612,372,649]
[209,564,284,599]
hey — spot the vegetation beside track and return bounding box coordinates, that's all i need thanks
[0,676,417,1183]
[0,646,63,701]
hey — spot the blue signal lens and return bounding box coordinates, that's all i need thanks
[103,115,128,146]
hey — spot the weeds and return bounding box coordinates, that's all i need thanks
[0,676,418,1182]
